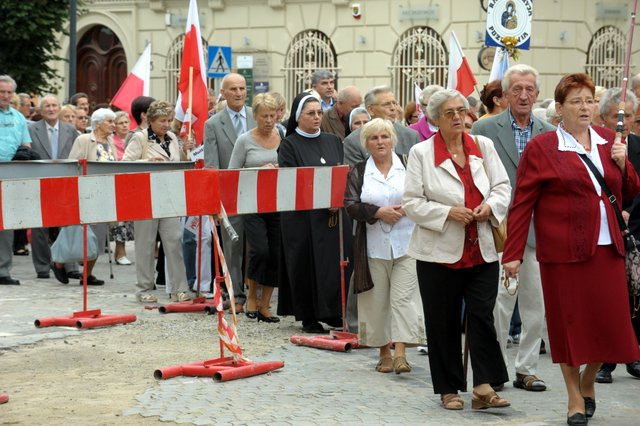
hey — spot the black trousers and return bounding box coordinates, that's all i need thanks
[243,213,280,287]
[417,260,508,394]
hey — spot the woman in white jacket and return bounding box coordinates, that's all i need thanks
[403,89,511,411]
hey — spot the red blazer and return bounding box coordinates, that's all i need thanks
[502,126,640,264]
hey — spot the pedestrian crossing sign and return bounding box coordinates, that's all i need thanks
[208,46,232,78]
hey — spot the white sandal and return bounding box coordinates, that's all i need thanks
[137,293,158,303]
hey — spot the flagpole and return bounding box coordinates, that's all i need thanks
[187,66,194,148]
[616,0,639,146]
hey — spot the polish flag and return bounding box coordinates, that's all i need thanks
[174,0,208,146]
[446,31,477,97]
[111,43,151,130]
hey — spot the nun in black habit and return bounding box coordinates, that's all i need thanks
[277,93,354,333]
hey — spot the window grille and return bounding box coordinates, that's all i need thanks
[390,26,448,107]
[165,34,208,104]
[585,26,627,88]
[283,30,338,102]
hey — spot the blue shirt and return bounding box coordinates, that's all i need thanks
[509,109,533,155]
[0,107,31,161]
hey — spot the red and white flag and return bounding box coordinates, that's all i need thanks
[446,31,477,97]
[175,0,208,146]
[111,43,151,130]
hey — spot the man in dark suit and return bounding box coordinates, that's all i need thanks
[204,73,256,311]
[471,64,555,392]
[595,87,640,383]
[320,85,362,141]
[28,94,82,280]
[343,85,420,166]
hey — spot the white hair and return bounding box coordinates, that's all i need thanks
[91,108,116,128]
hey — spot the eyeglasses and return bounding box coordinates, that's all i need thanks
[566,98,595,107]
[77,116,89,121]
[372,101,398,108]
[442,107,467,119]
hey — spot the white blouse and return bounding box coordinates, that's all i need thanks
[556,126,611,245]
[361,154,415,260]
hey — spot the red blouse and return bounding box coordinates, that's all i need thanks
[434,131,485,268]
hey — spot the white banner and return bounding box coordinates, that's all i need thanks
[485,0,533,49]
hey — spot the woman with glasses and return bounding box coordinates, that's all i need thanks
[403,89,512,410]
[503,73,640,425]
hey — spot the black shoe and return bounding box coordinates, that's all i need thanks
[583,397,596,418]
[51,264,69,284]
[257,311,280,323]
[245,311,258,319]
[302,321,327,334]
[13,248,29,256]
[0,276,20,285]
[595,368,612,384]
[67,271,82,280]
[37,272,50,279]
[490,382,505,392]
[80,275,104,286]
[626,361,640,378]
[567,412,587,425]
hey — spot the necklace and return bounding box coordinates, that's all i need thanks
[379,221,394,233]
[560,122,591,152]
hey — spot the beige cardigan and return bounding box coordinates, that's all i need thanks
[122,129,187,162]
[68,132,117,161]
[402,134,511,264]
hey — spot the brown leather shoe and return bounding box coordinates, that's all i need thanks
[471,390,510,409]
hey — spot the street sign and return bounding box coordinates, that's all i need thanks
[238,68,253,106]
[208,46,232,78]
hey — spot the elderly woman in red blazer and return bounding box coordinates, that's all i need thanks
[503,73,640,426]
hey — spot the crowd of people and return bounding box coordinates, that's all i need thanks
[2,64,640,423]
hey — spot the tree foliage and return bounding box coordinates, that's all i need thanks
[0,0,70,94]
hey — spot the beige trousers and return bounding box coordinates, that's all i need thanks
[357,255,426,347]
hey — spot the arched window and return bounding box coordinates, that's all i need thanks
[165,34,209,104]
[283,30,338,102]
[390,26,448,107]
[585,26,626,88]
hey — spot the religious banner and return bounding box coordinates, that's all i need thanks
[485,0,533,50]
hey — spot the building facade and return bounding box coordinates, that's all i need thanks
[53,0,638,108]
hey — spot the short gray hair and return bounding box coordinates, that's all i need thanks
[599,88,639,116]
[502,64,541,92]
[91,108,116,128]
[426,89,469,121]
[311,69,334,86]
[114,110,129,122]
[364,85,393,108]
[545,103,559,121]
[39,94,59,110]
[0,75,17,91]
[349,107,370,131]
[359,118,397,150]
[419,85,444,105]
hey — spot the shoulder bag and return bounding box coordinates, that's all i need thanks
[578,152,640,316]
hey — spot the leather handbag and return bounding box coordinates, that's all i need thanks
[473,136,507,252]
[578,153,640,315]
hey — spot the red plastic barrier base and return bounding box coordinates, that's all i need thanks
[34,309,137,329]
[0,393,8,404]
[154,356,284,382]
[158,297,219,314]
[290,330,367,352]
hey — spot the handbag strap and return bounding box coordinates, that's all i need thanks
[577,152,628,234]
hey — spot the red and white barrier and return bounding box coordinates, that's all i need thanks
[0,169,220,231]
[218,165,349,215]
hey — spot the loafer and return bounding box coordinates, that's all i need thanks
[51,264,69,284]
[302,321,327,334]
[583,396,596,418]
[245,311,258,319]
[513,373,547,391]
[115,256,132,265]
[13,248,29,256]
[595,368,612,383]
[0,276,20,285]
[37,272,50,279]
[79,275,104,286]
[626,361,640,378]
[67,271,83,280]
[567,412,588,425]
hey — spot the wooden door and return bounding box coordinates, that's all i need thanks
[76,25,127,109]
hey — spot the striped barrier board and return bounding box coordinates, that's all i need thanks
[218,165,349,215]
[0,169,220,231]
[0,165,349,231]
